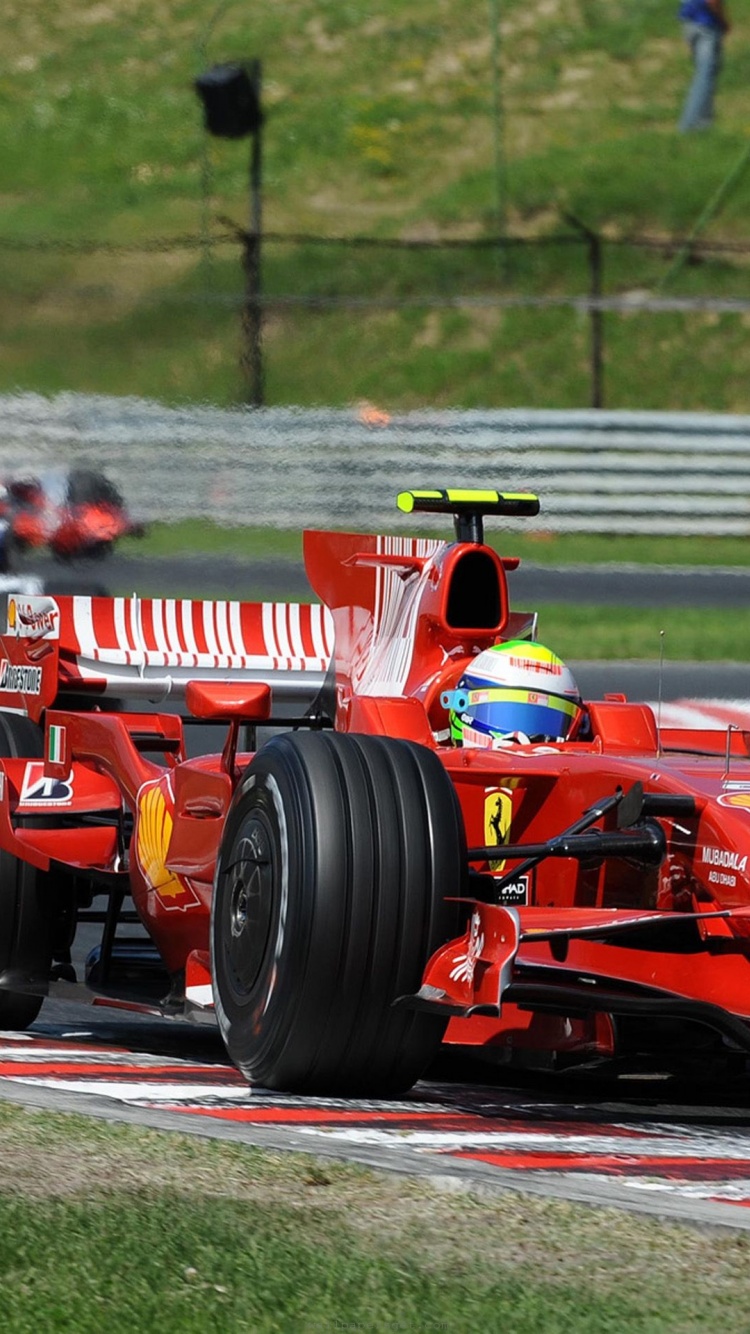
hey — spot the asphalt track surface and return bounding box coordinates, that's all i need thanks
[2,551,750,1230]
[29,550,750,609]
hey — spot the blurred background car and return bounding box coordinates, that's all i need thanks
[3,467,145,566]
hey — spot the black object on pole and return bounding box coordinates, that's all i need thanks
[195,59,264,407]
[194,62,263,138]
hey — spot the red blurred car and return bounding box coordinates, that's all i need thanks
[3,467,144,563]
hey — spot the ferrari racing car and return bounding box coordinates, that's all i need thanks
[2,467,144,563]
[0,488,749,1095]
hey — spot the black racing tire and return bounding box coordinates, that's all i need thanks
[211,731,467,1095]
[0,714,52,1029]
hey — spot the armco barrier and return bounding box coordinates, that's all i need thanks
[1,393,749,535]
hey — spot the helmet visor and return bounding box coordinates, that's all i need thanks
[449,686,581,742]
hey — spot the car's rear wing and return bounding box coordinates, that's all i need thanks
[303,497,538,710]
[0,593,334,722]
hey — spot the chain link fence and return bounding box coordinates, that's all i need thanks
[3,227,750,412]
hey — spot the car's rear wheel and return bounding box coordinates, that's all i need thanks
[211,731,466,1095]
[0,714,52,1029]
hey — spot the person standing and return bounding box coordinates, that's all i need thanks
[678,0,730,132]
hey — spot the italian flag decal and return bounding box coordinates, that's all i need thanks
[47,725,66,766]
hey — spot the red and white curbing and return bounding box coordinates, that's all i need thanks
[3,1033,750,1214]
[648,698,750,730]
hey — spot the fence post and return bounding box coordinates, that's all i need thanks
[194,52,265,407]
[565,215,604,409]
[589,229,604,410]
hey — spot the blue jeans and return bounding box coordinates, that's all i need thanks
[679,22,723,131]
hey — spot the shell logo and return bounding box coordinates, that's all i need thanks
[718,792,750,813]
[136,781,192,906]
[7,600,16,633]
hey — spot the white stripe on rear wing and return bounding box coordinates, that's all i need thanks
[64,596,334,706]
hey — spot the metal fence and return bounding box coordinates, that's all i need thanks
[4,228,750,411]
[2,392,749,535]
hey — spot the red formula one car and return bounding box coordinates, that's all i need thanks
[0,489,749,1095]
[2,467,144,563]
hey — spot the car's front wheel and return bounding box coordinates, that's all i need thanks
[211,731,466,1095]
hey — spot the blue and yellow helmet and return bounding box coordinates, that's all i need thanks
[444,640,583,747]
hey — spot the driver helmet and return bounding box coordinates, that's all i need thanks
[445,640,583,747]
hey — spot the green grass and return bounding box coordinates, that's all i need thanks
[128,523,750,568]
[536,605,749,662]
[2,1101,750,1333]
[130,521,304,562]
[3,1,750,408]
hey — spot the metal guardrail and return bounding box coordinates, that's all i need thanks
[1,393,749,535]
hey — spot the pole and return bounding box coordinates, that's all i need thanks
[565,214,604,409]
[241,59,264,408]
[589,230,604,410]
[659,142,750,289]
[488,0,505,245]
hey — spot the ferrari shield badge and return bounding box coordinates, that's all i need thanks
[484,787,514,872]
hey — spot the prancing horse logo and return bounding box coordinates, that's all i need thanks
[484,788,514,872]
